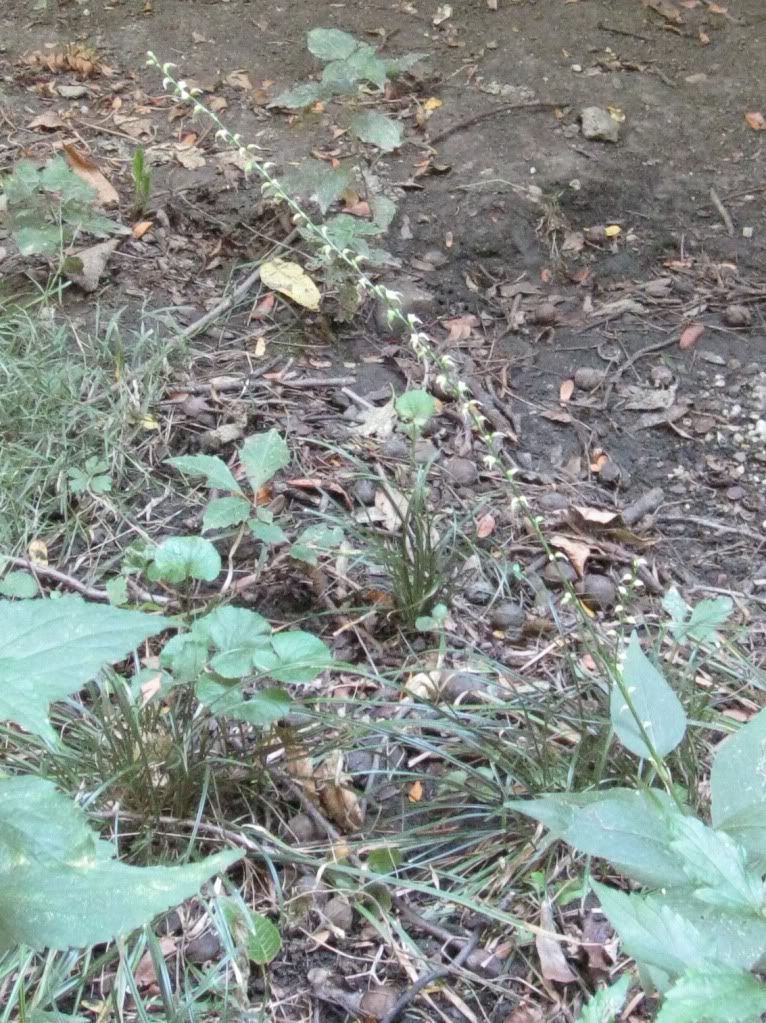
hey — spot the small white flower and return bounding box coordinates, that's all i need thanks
[482,454,498,470]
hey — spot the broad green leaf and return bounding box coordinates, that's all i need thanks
[321,60,362,96]
[245,911,282,964]
[167,454,242,494]
[711,707,766,830]
[663,587,733,645]
[159,633,208,683]
[271,81,322,108]
[395,389,437,430]
[40,157,94,201]
[383,53,425,77]
[270,630,332,682]
[592,883,715,986]
[14,224,61,256]
[661,892,766,973]
[307,27,359,61]
[202,496,252,533]
[367,846,402,874]
[575,974,631,1023]
[715,802,766,865]
[249,516,288,545]
[509,788,689,888]
[371,193,397,231]
[342,45,388,88]
[281,160,352,214]
[149,536,221,584]
[105,576,129,607]
[289,524,344,566]
[349,111,403,152]
[239,430,290,492]
[662,586,690,625]
[657,965,766,1023]
[195,678,289,725]
[195,606,272,679]
[670,816,763,913]
[611,632,687,759]
[0,776,240,952]
[0,596,166,741]
[4,159,41,201]
[0,571,38,598]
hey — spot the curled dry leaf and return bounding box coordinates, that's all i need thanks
[679,321,705,350]
[559,379,575,403]
[550,534,592,578]
[63,143,119,206]
[569,505,620,531]
[316,751,364,832]
[536,901,577,983]
[476,512,496,538]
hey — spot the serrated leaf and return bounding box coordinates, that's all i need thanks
[661,891,766,973]
[0,776,240,952]
[167,454,242,494]
[509,788,689,888]
[395,389,437,429]
[575,974,631,1023]
[349,111,403,152]
[202,496,252,533]
[341,45,388,88]
[307,27,360,61]
[669,594,733,645]
[383,52,426,77]
[245,911,282,964]
[670,816,763,913]
[194,606,272,679]
[14,224,61,256]
[289,524,344,566]
[270,630,332,682]
[249,517,288,545]
[40,157,95,202]
[195,678,289,725]
[0,571,38,599]
[592,882,715,985]
[149,536,221,584]
[657,965,766,1023]
[271,81,322,109]
[0,597,166,741]
[239,430,290,493]
[611,632,687,758]
[159,633,208,683]
[712,707,766,832]
[281,160,352,214]
[260,258,321,310]
[663,587,690,625]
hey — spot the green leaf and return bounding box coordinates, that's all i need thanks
[249,516,288,545]
[371,193,397,231]
[349,111,403,152]
[341,45,388,88]
[714,802,766,866]
[383,52,425,77]
[245,911,282,964]
[0,596,166,741]
[661,892,766,973]
[4,160,41,202]
[289,524,344,566]
[670,816,763,913]
[367,846,402,874]
[0,776,240,952]
[271,81,322,109]
[395,389,437,430]
[159,633,208,683]
[592,882,715,985]
[509,788,689,888]
[40,157,94,202]
[195,678,290,726]
[202,496,252,533]
[195,606,272,679]
[611,632,687,759]
[167,454,242,494]
[281,160,352,214]
[270,630,332,682]
[0,571,38,599]
[711,707,766,831]
[663,587,733,644]
[14,224,61,256]
[575,974,631,1023]
[657,965,766,1023]
[239,430,290,493]
[307,28,360,61]
[105,576,129,607]
[149,536,221,584]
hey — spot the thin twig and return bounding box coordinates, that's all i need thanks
[3,557,171,605]
[429,101,563,147]
[709,187,735,236]
[380,931,481,1023]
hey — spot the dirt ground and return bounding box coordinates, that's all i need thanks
[1,1,766,1014]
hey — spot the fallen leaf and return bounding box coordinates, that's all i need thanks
[226,70,253,90]
[745,111,766,132]
[635,402,690,431]
[433,3,453,25]
[63,238,121,293]
[444,314,479,341]
[408,780,423,802]
[260,258,320,311]
[28,110,66,131]
[139,673,163,707]
[645,0,683,24]
[569,505,620,530]
[131,220,153,239]
[374,483,409,531]
[540,408,572,424]
[62,143,119,206]
[352,399,396,441]
[559,379,575,402]
[476,512,496,538]
[698,29,710,45]
[28,539,49,566]
[536,901,577,983]
[550,534,592,577]
[679,321,704,349]
[316,751,364,832]
[174,145,206,170]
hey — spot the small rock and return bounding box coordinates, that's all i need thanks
[576,573,617,610]
[441,672,490,699]
[346,748,375,775]
[580,106,621,143]
[285,813,318,844]
[727,485,746,501]
[584,224,609,244]
[324,896,353,933]
[464,578,495,604]
[374,278,437,335]
[538,492,570,512]
[186,931,222,963]
[723,304,752,328]
[644,277,672,298]
[414,438,438,464]
[57,84,90,99]
[422,247,449,268]
[651,364,675,388]
[543,561,577,587]
[574,367,607,390]
[359,988,400,1021]
[381,436,408,460]
[352,478,377,505]
[444,456,479,486]
[489,601,525,630]
[598,459,622,485]
[533,301,559,325]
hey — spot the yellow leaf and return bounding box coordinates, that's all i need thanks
[141,414,160,430]
[28,539,49,566]
[604,224,622,238]
[424,97,443,111]
[260,258,321,311]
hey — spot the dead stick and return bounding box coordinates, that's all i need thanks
[380,932,481,1023]
[429,101,562,147]
[709,187,734,236]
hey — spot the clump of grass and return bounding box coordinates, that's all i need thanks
[0,305,178,554]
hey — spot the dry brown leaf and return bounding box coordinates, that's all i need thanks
[550,534,592,577]
[645,0,683,23]
[131,220,153,239]
[569,505,620,530]
[226,70,253,90]
[745,111,766,131]
[62,143,119,206]
[536,901,578,983]
[408,780,423,802]
[22,43,113,78]
[679,321,705,350]
[316,751,364,832]
[139,673,163,707]
[63,238,121,293]
[444,314,479,341]
[28,110,67,131]
[476,512,496,538]
[559,379,575,403]
[540,408,572,424]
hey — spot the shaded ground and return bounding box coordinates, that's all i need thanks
[1,0,766,1019]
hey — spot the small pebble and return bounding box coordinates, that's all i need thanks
[464,579,495,604]
[352,478,377,505]
[543,561,577,587]
[723,304,752,327]
[576,573,617,610]
[324,896,353,932]
[538,492,570,512]
[574,367,607,390]
[598,459,622,485]
[444,456,479,486]
[580,106,621,143]
[489,601,525,630]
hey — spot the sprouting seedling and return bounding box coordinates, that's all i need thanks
[131,148,152,215]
